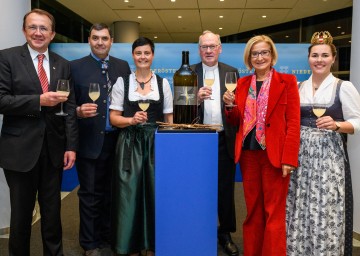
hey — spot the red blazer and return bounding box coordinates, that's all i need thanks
[225,69,300,168]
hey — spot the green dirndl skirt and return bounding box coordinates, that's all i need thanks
[111,124,157,254]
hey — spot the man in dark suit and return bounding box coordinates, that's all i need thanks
[71,23,131,256]
[191,30,239,256]
[0,9,78,256]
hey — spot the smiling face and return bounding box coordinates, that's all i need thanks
[250,41,272,74]
[88,28,113,59]
[132,44,154,70]
[23,12,55,53]
[308,44,335,77]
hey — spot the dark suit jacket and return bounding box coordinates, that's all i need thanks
[191,62,238,159]
[71,55,131,159]
[225,69,300,168]
[0,44,78,172]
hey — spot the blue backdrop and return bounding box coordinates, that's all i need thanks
[51,43,312,191]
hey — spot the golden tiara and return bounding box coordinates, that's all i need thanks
[310,31,333,45]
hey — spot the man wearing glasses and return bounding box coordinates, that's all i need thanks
[191,30,239,256]
[0,8,78,255]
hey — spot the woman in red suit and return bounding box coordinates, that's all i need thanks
[223,35,300,256]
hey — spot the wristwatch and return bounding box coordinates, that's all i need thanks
[335,121,341,131]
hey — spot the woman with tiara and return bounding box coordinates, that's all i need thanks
[286,31,360,255]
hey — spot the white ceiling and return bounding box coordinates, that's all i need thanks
[57,0,353,43]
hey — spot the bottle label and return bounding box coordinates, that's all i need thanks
[173,86,197,105]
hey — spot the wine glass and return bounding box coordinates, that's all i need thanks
[55,79,70,116]
[204,70,215,100]
[89,83,100,115]
[312,104,326,118]
[138,99,150,124]
[225,72,238,107]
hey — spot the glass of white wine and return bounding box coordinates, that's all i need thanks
[55,79,70,116]
[138,99,150,124]
[312,104,326,118]
[204,70,215,100]
[225,72,238,107]
[89,83,100,115]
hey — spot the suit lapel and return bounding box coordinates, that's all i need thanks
[21,45,43,94]
[49,52,58,91]
[266,70,285,118]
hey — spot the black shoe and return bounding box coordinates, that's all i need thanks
[218,233,239,256]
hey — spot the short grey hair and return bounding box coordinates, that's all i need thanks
[198,30,221,45]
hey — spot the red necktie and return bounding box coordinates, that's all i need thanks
[37,54,49,93]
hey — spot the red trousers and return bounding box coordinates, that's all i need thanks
[240,150,289,256]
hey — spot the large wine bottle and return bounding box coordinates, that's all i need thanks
[173,51,198,124]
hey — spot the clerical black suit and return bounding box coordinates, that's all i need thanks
[0,44,78,255]
[191,62,238,234]
[71,55,130,251]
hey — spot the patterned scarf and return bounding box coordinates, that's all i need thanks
[243,69,273,149]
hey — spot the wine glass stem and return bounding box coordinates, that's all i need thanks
[60,103,64,113]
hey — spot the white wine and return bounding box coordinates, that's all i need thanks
[225,83,236,92]
[89,91,100,102]
[313,108,326,117]
[138,102,150,111]
[57,90,70,97]
[204,78,214,87]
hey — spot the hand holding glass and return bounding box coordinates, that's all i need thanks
[138,99,150,124]
[89,83,100,115]
[225,72,237,107]
[204,70,215,100]
[55,79,70,116]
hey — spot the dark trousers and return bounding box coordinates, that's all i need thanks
[218,132,236,234]
[76,132,117,251]
[4,142,63,256]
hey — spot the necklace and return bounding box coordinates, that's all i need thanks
[135,74,153,90]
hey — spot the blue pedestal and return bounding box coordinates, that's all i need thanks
[61,165,79,192]
[155,131,218,256]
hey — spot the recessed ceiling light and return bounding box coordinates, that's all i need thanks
[337,26,342,29]
[171,0,176,2]
[262,15,267,18]
[220,0,224,2]
[219,27,223,30]
[124,0,129,2]
[137,16,142,19]
[154,36,158,39]
[349,40,352,43]
[341,31,345,34]
[178,16,182,18]
[285,35,290,38]
[219,16,224,18]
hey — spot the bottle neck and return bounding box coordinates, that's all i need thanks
[181,51,189,66]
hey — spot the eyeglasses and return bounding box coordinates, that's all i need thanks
[251,50,271,58]
[199,45,219,51]
[26,25,51,33]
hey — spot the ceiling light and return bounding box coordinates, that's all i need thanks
[341,32,345,34]
[285,35,290,38]
[171,0,176,2]
[337,26,342,29]
[124,0,129,2]
[219,27,223,30]
[154,36,158,39]
[178,16,182,18]
[137,16,142,19]
[220,0,225,2]
[219,16,224,18]
[262,15,267,18]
